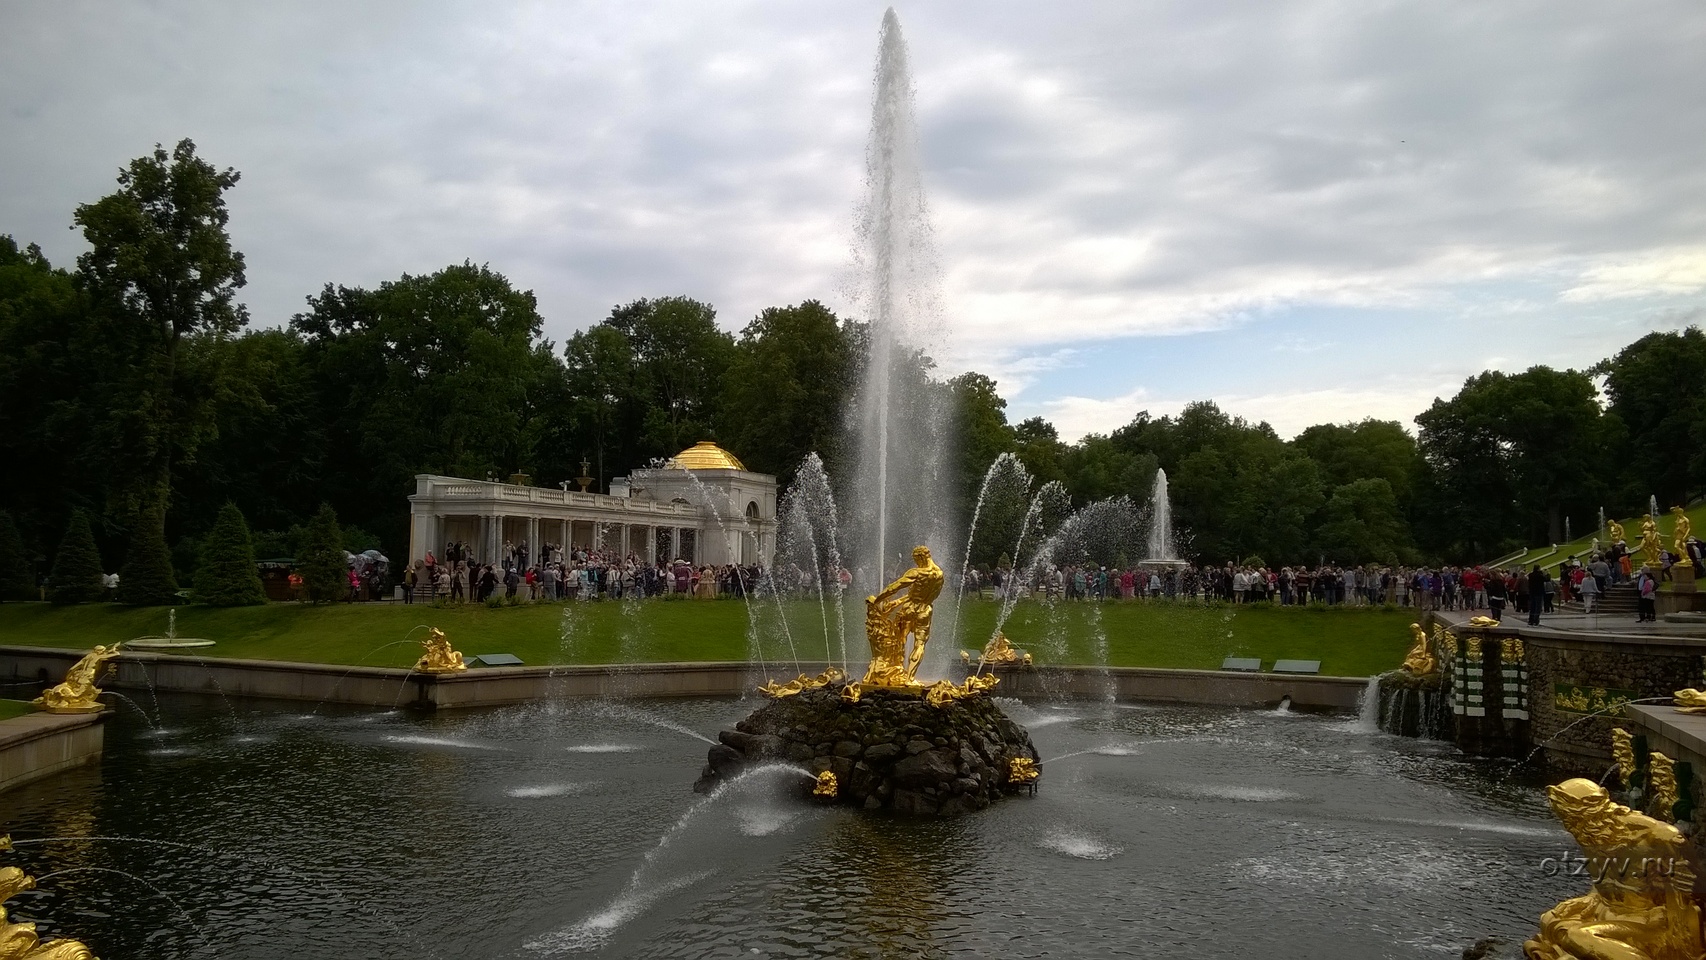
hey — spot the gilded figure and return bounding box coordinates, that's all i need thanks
[1611,728,1637,787]
[1640,515,1664,568]
[1,837,98,959]
[1401,623,1438,677]
[1524,779,1702,960]
[860,546,944,688]
[32,645,121,714]
[1670,507,1691,560]
[1647,753,1679,822]
[1609,519,1626,544]
[1673,688,1706,715]
[415,628,466,674]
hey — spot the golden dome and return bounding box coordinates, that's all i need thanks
[668,441,747,471]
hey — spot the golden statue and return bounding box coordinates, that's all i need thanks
[1673,688,1706,714]
[1524,779,1701,960]
[1468,615,1500,628]
[1007,757,1039,785]
[972,631,1031,668]
[1640,515,1664,568]
[1647,753,1679,821]
[32,645,121,715]
[759,668,845,699]
[1611,728,1637,787]
[1609,519,1626,544]
[1401,622,1438,677]
[414,628,466,674]
[860,546,944,688]
[0,837,98,959]
[812,771,838,799]
[1671,507,1691,560]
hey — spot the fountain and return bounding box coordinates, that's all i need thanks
[698,544,1039,814]
[127,608,215,650]
[1142,468,1188,568]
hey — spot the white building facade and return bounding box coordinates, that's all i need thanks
[406,442,777,567]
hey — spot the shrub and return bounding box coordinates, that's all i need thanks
[194,503,267,606]
[48,509,104,605]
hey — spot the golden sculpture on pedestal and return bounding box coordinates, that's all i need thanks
[1673,688,1706,714]
[1671,507,1692,559]
[963,632,1031,669]
[31,645,121,715]
[1007,757,1039,785]
[414,628,466,674]
[812,771,839,799]
[859,546,944,689]
[1523,779,1702,960]
[1640,515,1664,568]
[1609,519,1627,544]
[0,837,98,959]
[1610,728,1638,787]
[1400,623,1438,677]
[1468,615,1500,628]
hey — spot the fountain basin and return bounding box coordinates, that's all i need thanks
[126,638,216,650]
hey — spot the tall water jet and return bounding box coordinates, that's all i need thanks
[1145,469,1179,564]
[848,8,955,593]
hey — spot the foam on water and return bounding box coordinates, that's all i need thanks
[524,870,712,954]
[564,744,641,754]
[507,783,596,799]
[1186,784,1304,802]
[1038,828,1122,861]
[382,735,501,751]
[734,804,802,837]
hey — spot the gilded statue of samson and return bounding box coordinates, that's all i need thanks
[861,546,944,687]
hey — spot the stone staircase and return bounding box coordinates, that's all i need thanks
[1563,581,1639,615]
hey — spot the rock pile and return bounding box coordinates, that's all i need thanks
[695,684,1039,815]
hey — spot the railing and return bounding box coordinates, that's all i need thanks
[418,477,700,517]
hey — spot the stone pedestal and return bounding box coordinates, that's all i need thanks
[1674,564,1696,592]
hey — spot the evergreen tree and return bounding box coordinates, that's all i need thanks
[48,509,104,604]
[193,502,266,606]
[118,505,179,604]
[297,502,347,603]
[0,512,35,601]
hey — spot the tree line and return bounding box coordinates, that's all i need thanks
[2,140,1702,599]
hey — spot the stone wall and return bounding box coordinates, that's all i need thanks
[0,712,106,795]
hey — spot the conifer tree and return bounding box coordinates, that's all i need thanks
[194,503,266,606]
[48,509,104,605]
[297,503,348,603]
[0,512,32,601]
[118,505,179,605]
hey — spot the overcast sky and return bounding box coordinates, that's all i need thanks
[4,1,1704,439]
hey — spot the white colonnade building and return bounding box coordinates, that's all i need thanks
[406,442,777,567]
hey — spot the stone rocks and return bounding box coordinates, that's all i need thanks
[693,684,1039,815]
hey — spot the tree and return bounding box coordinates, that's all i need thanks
[723,301,855,482]
[1315,478,1410,564]
[48,509,104,604]
[194,503,266,606]
[1596,327,1706,508]
[118,505,179,605]
[948,371,1017,506]
[297,503,347,602]
[604,296,735,458]
[0,512,33,601]
[74,139,247,531]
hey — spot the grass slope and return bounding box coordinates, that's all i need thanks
[0,699,32,721]
[0,600,1415,677]
[1500,503,1706,574]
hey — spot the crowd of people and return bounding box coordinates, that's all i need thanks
[400,539,771,604]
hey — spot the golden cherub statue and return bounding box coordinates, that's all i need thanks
[1640,515,1664,567]
[1524,779,1701,960]
[1400,623,1438,677]
[1,836,98,959]
[415,628,466,674]
[860,546,944,688]
[1671,506,1691,560]
[32,644,122,714]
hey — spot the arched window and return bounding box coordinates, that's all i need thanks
[746,501,760,520]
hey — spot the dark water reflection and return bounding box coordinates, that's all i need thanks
[0,694,1573,958]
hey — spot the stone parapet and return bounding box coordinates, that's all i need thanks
[0,710,106,795]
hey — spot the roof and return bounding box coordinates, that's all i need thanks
[667,441,747,471]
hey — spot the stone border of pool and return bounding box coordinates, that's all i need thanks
[0,645,1369,711]
[0,710,106,796]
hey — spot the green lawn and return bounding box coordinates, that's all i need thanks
[0,598,1416,677]
[0,699,32,721]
